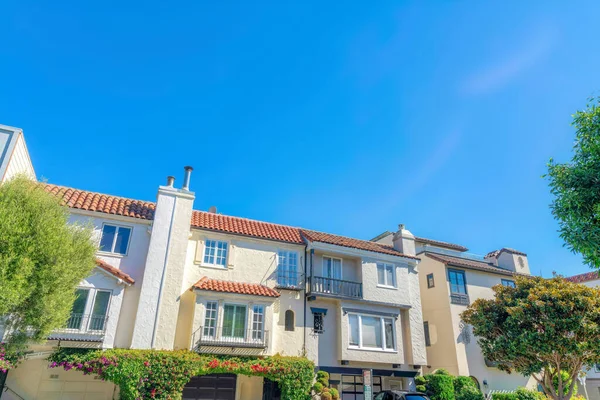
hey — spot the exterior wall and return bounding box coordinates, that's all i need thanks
[0,126,35,182]
[582,278,600,400]
[5,357,116,400]
[180,230,306,356]
[69,212,151,348]
[235,375,263,400]
[496,252,530,275]
[304,298,340,368]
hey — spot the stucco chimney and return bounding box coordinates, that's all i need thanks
[182,166,193,191]
[392,224,416,256]
[166,176,175,188]
[131,174,195,350]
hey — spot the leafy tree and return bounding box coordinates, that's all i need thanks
[462,276,600,400]
[546,97,600,269]
[0,176,96,351]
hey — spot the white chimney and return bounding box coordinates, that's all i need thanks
[182,166,193,191]
[392,224,416,256]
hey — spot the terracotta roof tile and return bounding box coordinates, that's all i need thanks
[425,252,525,277]
[95,259,135,285]
[565,271,600,284]
[301,229,420,260]
[192,277,280,297]
[415,237,469,252]
[43,184,155,220]
[191,211,304,244]
[485,248,527,259]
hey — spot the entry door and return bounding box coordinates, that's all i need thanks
[222,305,247,339]
[183,374,237,400]
[262,378,281,400]
[323,257,342,293]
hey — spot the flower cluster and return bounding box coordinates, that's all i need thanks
[0,344,18,374]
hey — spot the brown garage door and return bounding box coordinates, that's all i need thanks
[183,374,237,400]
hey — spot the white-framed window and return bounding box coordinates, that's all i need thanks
[99,224,132,255]
[377,263,396,287]
[323,256,342,279]
[222,303,247,338]
[203,301,218,338]
[66,288,112,332]
[348,313,395,351]
[252,305,265,341]
[203,239,228,267]
[277,250,299,287]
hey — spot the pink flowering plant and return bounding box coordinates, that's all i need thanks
[49,348,314,400]
[0,343,21,374]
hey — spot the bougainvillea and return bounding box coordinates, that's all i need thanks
[0,343,21,373]
[48,348,314,400]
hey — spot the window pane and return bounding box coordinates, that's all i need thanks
[222,305,235,337]
[349,315,359,346]
[90,291,110,330]
[385,265,394,286]
[99,225,116,252]
[377,264,385,285]
[234,305,246,338]
[289,252,298,286]
[361,316,382,348]
[216,241,228,266]
[204,240,215,264]
[203,301,218,337]
[72,289,89,314]
[285,310,295,331]
[278,251,288,286]
[333,259,342,279]
[252,305,264,340]
[384,319,394,349]
[114,227,131,255]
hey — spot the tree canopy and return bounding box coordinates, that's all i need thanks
[547,97,600,269]
[0,176,97,350]
[461,276,600,400]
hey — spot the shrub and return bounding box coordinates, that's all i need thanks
[416,385,427,393]
[454,376,477,394]
[457,387,484,400]
[415,376,427,385]
[426,374,455,400]
[515,387,546,400]
[492,393,518,400]
[321,392,333,400]
[434,369,451,375]
[317,371,330,380]
[312,382,324,394]
[322,387,330,393]
[330,388,340,400]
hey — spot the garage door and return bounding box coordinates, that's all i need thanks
[341,375,382,400]
[183,374,237,400]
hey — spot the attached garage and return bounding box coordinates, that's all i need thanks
[183,374,237,400]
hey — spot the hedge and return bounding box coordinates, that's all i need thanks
[48,348,314,400]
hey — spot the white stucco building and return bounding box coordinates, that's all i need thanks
[0,126,427,400]
[372,232,538,395]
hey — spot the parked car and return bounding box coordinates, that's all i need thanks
[374,391,431,400]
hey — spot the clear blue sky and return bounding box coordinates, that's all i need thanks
[2,1,599,277]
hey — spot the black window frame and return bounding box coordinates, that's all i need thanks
[313,313,324,334]
[448,268,469,305]
[424,321,431,347]
[427,273,435,288]
[284,310,295,331]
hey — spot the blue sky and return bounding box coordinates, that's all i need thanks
[2,1,599,277]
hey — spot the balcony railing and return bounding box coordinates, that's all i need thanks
[53,313,109,334]
[450,293,470,306]
[192,326,269,349]
[308,276,362,299]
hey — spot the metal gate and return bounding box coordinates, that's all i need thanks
[183,374,237,400]
[263,378,281,400]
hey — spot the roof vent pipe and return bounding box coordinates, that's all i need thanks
[166,176,175,188]
[182,166,193,191]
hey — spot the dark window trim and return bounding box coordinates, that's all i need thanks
[427,273,435,288]
[284,310,295,331]
[424,321,431,347]
[447,268,469,305]
[501,279,516,288]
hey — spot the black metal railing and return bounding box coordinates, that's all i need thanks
[450,293,470,306]
[192,326,269,349]
[54,313,109,333]
[308,276,363,299]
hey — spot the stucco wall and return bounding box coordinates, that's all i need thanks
[5,357,116,400]
[360,258,410,306]
[311,251,361,282]
[2,132,35,181]
[69,212,151,349]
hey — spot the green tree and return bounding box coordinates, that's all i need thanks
[0,176,96,351]
[546,97,600,269]
[462,276,600,400]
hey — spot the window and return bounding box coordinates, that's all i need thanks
[99,224,131,255]
[203,301,218,338]
[323,256,342,279]
[252,305,264,341]
[448,269,469,305]
[89,291,110,331]
[222,304,246,338]
[203,240,228,267]
[277,251,299,287]
[501,279,516,288]
[376,263,396,287]
[68,288,90,329]
[313,313,324,334]
[284,310,295,331]
[427,273,435,288]
[348,313,395,351]
[424,321,431,347]
[66,288,111,332]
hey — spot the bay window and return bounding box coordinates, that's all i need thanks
[348,313,396,351]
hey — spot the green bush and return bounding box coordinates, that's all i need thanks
[492,393,518,400]
[317,371,330,380]
[454,376,477,394]
[426,374,455,400]
[515,387,546,400]
[312,382,324,393]
[330,388,340,400]
[434,369,451,375]
[321,392,333,400]
[416,385,427,393]
[415,376,427,385]
[457,387,484,400]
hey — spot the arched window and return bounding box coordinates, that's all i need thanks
[285,310,295,331]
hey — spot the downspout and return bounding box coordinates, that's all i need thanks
[150,195,178,349]
[303,244,307,354]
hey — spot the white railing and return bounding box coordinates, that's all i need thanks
[486,390,517,400]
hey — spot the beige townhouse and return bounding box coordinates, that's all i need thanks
[372,232,538,395]
[0,125,426,400]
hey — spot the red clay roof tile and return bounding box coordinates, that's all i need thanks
[425,252,525,277]
[192,277,280,297]
[414,236,469,252]
[95,259,135,285]
[565,271,600,283]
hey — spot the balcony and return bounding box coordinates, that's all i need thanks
[450,293,470,305]
[308,276,363,299]
[192,326,269,350]
[48,313,108,342]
